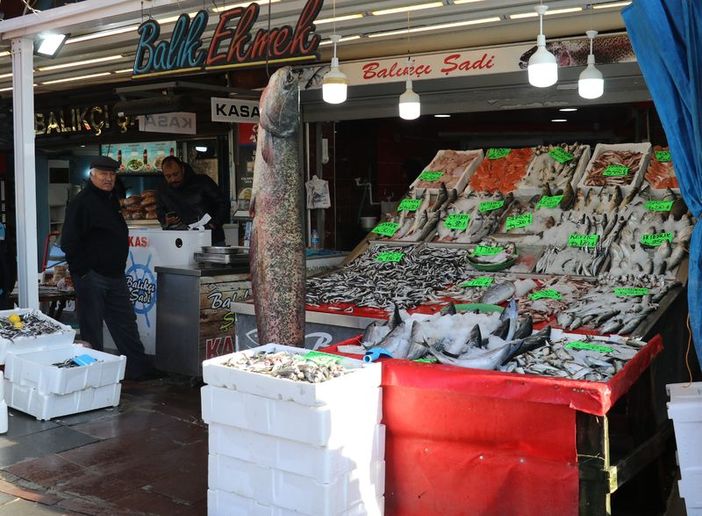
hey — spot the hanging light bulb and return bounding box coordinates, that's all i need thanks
[322,34,348,104]
[527,4,558,88]
[578,30,604,99]
[399,76,420,120]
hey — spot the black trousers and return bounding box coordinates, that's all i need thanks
[73,271,150,378]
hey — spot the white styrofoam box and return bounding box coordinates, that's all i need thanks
[667,382,702,473]
[516,144,591,201]
[202,344,381,407]
[578,142,652,193]
[678,469,702,508]
[4,344,126,395]
[0,309,75,364]
[207,489,384,516]
[0,372,6,434]
[410,149,484,196]
[208,454,384,515]
[209,423,385,483]
[201,385,382,447]
[4,379,121,421]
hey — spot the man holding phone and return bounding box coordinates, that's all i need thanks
[156,156,228,245]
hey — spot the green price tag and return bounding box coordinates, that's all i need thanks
[565,341,613,354]
[655,150,672,163]
[444,213,470,230]
[302,351,344,365]
[487,148,511,160]
[473,245,503,257]
[376,251,405,263]
[478,200,505,213]
[536,195,564,210]
[603,165,630,177]
[614,287,650,297]
[460,277,494,288]
[645,200,673,212]
[414,356,439,364]
[549,148,575,164]
[505,213,533,231]
[418,170,444,182]
[398,199,422,212]
[640,232,673,247]
[568,233,600,248]
[371,222,400,237]
[530,289,562,301]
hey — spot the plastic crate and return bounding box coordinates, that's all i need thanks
[4,344,126,395]
[208,454,384,515]
[202,344,381,407]
[0,309,75,364]
[4,379,121,421]
[667,382,702,473]
[209,423,385,483]
[201,385,382,447]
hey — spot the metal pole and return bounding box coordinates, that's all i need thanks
[11,38,39,310]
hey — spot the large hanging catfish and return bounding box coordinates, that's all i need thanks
[250,67,305,347]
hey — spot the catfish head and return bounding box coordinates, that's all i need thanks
[258,66,299,139]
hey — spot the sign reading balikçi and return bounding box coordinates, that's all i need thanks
[132,0,322,78]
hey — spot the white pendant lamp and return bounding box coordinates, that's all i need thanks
[322,34,348,104]
[527,4,558,88]
[578,30,604,99]
[399,75,420,120]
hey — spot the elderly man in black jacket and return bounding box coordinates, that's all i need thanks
[156,156,229,245]
[62,156,152,380]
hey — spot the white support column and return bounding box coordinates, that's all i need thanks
[11,38,39,310]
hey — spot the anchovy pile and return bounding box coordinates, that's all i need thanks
[501,336,647,382]
[306,245,474,309]
[0,313,66,340]
[222,351,348,383]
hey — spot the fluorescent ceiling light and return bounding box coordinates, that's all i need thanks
[0,73,12,79]
[42,72,111,85]
[195,146,208,152]
[67,25,139,44]
[592,1,632,9]
[559,108,578,112]
[511,7,582,19]
[372,2,443,16]
[369,17,500,38]
[316,14,363,24]
[551,119,568,122]
[38,55,123,71]
[114,68,133,74]
[0,51,9,57]
[158,12,199,24]
[320,35,361,45]
[212,0,279,12]
[0,87,12,92]
[453,0,485,4]
[36,33,69,57]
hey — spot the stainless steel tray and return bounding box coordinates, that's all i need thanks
[195,252,247,264]
[201,246,244,254]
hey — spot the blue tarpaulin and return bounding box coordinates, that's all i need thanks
[623,0,702,369]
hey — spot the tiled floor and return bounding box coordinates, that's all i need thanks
[0,377,207,516]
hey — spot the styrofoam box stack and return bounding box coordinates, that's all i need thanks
[202,344,385,516]
[1,309,126,421]
[667,382,702,516]
[0,372,7,434]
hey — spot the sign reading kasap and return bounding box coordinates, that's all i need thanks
[211,97,260,123]
[138,112,196,134]
[132,0,322,78]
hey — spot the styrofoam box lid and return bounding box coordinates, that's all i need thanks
[0,309,76,365]
[208,422,385,483]
[203,344,381,407]
[4,344,126,395]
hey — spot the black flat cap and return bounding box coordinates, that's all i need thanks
[89,156,120,172]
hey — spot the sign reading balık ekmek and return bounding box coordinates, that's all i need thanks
[211,98,260,123]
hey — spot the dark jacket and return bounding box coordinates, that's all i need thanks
[156,169,229,244]
[61,181,128,278]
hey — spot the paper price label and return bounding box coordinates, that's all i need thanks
[460,277,494,288]
[398,199,422,212]
[614,287,650,297]
[487,148,511,160]
[376,251,405,263]
[302,351,344,365]
[472,245,503,257]
[478,200,505,213]
[418,170,444,182]
[530,289,562,301]
[549,148,575,164]
[568,234,600,247]
[655,150,672,162]
[566,341,613,354]
[371,222,400,237]
[536,195,563,209]
[603,165,630,177]
[505,213,533,231]
[444,213,470,230]
[640,232,673,247]
[645,200,673,212]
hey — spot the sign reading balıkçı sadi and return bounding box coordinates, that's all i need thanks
[132,0,322,78]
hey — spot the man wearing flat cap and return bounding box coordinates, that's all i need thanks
[62,156,152,380]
